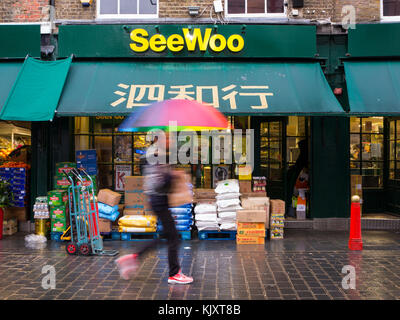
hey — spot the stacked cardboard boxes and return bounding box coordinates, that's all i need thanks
[76,149,98,176]
[236,209,267,244]
[237,196,269,244]
[270,200,285,239]
[48,189,69,233]
[97,188,122,233]
[123,176,152,215]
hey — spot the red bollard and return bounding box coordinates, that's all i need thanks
[349,195,363,250]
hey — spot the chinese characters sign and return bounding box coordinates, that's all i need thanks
[111,83,274,110]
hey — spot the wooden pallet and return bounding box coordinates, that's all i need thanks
[159,230,191,241]
[120,232,160,241]
[198,230,236,240]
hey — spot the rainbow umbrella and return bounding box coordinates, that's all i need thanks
[118,99,229,132]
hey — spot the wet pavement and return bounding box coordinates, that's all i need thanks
[0,229,400,300]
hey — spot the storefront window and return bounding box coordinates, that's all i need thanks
[389,118,400,180]
[382,0,400,19]
[350,117,384,188]
[260,121,283,181]
[286,116,307,166]
[98,0,158,17]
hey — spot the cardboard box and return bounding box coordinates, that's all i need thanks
[195,198,216,204]
[241,197,270,227]
[237,228,265,237]
[236,235,265,245]
[194,189,216,200]
[51,219,67,232]
[123,208,154,216]
[237,222,265,229]
[98,218,112,233]
[97,189,122,207]
[236,210,266,223]
[47,190,68,207]
[241,192,267,198]
[53,176,72,189]
[270,227,284,239]
[76,149,97,163]
[124,176,144,191]
[124,190,148,205]
[3,207,27,222]
[168,170,193,207]
[270,199,285,214]
[55,162,76,176]
[50,205,69,220]
[239,180,252,193]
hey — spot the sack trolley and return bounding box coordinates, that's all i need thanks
[63,168,118,256]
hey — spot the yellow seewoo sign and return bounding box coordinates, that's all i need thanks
[130,28,244,53]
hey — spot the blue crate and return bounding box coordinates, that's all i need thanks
[50,232,64,242]
[120,232,160,241]
[11,184,26,192]
[11,201,26,207]
[12,189,26,196]
[198,230,237,240]
[12,177,27,185]
[0,173,12,180]
[10,167,27,174]
[76,149,97,163]
[0,167,11,173]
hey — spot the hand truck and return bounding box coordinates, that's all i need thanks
[63,168,118,256]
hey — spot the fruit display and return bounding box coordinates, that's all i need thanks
[0,161,30,169]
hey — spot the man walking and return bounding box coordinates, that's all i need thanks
[115,133,193,284]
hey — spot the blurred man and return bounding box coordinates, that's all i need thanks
[115,132,193,284]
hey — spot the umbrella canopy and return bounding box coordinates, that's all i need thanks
[118,99,229,132]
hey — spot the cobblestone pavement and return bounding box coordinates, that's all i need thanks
[0,230,400,300]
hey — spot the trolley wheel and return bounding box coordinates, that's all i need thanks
[66,242,78,255]
[78,243,91,256]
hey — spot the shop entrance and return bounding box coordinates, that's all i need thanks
[252,116,310,218]
[252,117,285,200]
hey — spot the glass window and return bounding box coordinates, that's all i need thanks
[227,0,285,15]
[248,0,265,13]
[350,117,384,187]
[260,121,283,181]
[388,119,400,181]
[286,116,308,167]
[228,0,245,13]
[99,0,158,17]
[383,0,400,17]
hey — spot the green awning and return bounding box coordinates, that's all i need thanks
[0,57,72,121]
[56,61,344,116]
[344,61,400,115]
[0,62,22,110]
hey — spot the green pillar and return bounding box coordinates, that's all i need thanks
[310,116,350,218]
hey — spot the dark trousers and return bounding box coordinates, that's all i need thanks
[136,194,181,277]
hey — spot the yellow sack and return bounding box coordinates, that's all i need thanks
[118,226,157,233]
[118,215,158,228]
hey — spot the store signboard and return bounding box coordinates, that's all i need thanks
[115,165,131,191]
[58,24,316,59]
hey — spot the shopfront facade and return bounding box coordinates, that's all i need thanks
[6,22,400,221]
[46,23,349,220]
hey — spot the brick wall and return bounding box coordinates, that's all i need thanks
[0,0,385,24]
[55,0,96,20]
[0,0,50,23]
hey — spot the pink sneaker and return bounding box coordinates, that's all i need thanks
[168,270,193,284]
[115,254,139,280]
